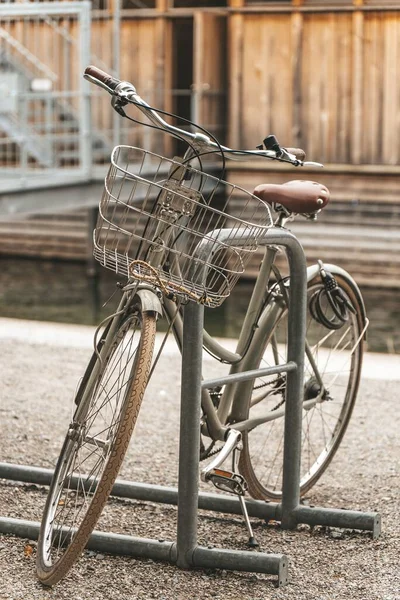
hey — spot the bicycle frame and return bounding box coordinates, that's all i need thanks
[162,241,368,443]
[162,237,298,441]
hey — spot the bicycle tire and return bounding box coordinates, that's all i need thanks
[239,272,364,500]
[36,308,156,586]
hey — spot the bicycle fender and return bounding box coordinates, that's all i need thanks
[307,263,367,337]
[135,288,163,317]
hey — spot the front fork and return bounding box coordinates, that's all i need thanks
[73,284,162,422]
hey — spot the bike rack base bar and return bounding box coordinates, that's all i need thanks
[0,462,380,537]
[0,517,177,562]
[0,517,287,584]
[293,505,381,539]
[192,546,288,585]
[0,460,281,520]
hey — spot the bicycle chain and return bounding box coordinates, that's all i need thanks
[253,375,286,412]
[200,443,224,462]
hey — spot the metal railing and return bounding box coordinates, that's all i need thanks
[0,2,92,192]
[0,2,225,193]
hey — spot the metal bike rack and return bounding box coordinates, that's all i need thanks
[0,229,380,587]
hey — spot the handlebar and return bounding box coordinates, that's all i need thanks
[84,66,322,168]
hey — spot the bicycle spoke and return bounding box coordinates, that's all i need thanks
[38,311,157,582]
[241,275,363,500]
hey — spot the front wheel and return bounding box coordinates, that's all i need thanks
[239,272,365,500]
[37,308,156,586]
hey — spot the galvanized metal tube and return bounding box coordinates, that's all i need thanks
[0,517,177,562]
[0,462,281,520]
[0,462,53,486]
[0,463,381,539]
[0,517,41,541]
[293,505,381,538]
[271,230,307,528]
[79,0,92,177]
[176,301,204,568]
[192,545,288,586]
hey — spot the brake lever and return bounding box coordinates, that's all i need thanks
[282,150,324,168]
[111,95,128,116]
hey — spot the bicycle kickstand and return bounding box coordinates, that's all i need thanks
[200,429,259,548]
[232,447,259,548]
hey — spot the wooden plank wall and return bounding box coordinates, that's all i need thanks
[194,12,227,135]
[83,17,168,145]
[228,7,400,167]
[6,3,400,168]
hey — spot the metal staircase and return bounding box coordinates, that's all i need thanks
[0,3,112,190]
[0,27,58,81]
[0,112,53,168]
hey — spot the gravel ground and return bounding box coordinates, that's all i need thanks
[0,319,399,600]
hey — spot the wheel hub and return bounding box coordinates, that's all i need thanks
[304,376,331,404]
[304,376,321,400]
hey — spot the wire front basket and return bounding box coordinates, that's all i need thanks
[94,146,273,308]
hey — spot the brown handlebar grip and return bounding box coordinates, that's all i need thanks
[84,65,121,91]
[285,147,306,161]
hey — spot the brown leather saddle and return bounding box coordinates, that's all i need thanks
[253,180,330,214]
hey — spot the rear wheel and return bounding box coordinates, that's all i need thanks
[37,308,156,586]
[239,273,364,500]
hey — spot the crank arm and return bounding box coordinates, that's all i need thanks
[201,429,242,483]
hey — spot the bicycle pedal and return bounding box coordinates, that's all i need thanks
[205,468,248,496]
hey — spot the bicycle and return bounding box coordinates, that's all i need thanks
[36,66,368,586]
